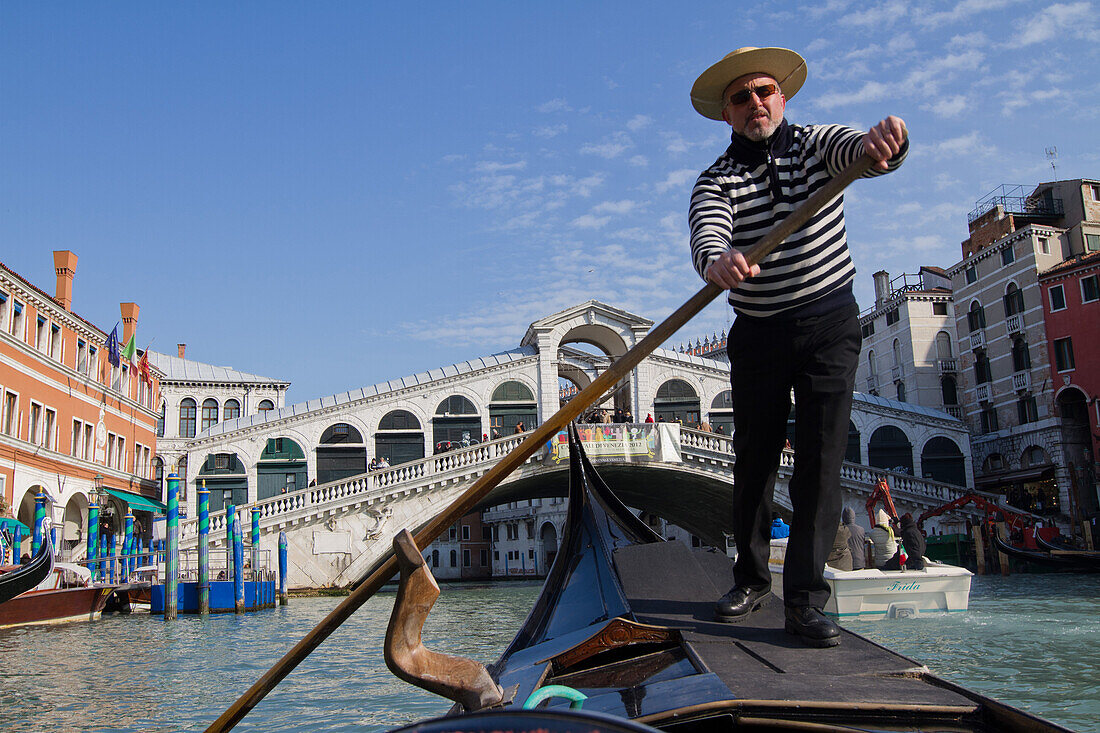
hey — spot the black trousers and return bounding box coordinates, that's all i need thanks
[728,303,861,609]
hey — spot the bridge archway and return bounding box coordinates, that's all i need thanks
[199,452,248,511]
[540,521,558,570]
[920,436,965,486]
[376,409,425,466]
[655,379,700,426]
[489,381,537,438]
[317,423,367,484]
[433,395,481,449]
[708,391,733,435]
[258,437,307,500]
[868,426,914,475]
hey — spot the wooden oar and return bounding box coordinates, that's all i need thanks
[205,151,877,732]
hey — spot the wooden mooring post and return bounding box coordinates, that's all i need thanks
[971,523,986,575]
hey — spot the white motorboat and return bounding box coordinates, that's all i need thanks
[769,538,972,619]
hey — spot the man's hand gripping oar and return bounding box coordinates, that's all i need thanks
[204,148,887,733]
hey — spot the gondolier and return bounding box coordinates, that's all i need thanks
[688,47,907,647]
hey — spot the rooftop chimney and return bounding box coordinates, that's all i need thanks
[52,251,78,311]
[873,270,890,309]
[178,344,186,359]
[120,303,140,345]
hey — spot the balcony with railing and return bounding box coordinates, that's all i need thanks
[1006,313,1023,334]
[976,383,992,403]
[1012,371,1032,392]
[891,364,903,382]
[938,358,957,373]
[970,329,986,350]
[866,375,878,393]
[945,405,963,419]
[968,184,1064,224]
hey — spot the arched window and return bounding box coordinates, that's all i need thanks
[1012,338,1031,372]
[223,399,241,421]
[708,390,734,436]
[201,398,219,431]
[434,396,480,447]
[377,410,424,466]
[320,423,363,444]
[845,420,861,463]
[921,436,965,486]
[896,381,906,402]
[1003,282,1025,317]
[868,425,914,474]
[317,424,367,484]
[867,349,877,375]
[935,332,952,360]
[967,301,986,332]
[892,339,902,368]
[489,381,537,437]
[654,379,700,425]
[257,399,274,414]
[449,550,457,568]
[974,351,992,384]
[156,400,166,437]
[941,376,958,406]
[179,398,196,438]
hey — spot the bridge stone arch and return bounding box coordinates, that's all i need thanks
[522,301,654,425]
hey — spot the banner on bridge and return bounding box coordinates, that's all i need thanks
[546,423,681,464]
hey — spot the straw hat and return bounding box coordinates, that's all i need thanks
[691,47,807,120]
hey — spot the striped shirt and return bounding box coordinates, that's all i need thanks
[689,122,906,318]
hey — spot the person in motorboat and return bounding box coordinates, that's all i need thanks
[842,506,867,570]
[883,513,926,570]
[870,509,898,569]
[826,522,853,571]
[688,46,907,647]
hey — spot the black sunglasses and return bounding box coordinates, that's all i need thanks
[726,83,780,106]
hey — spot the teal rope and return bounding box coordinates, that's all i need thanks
[523,684,587,710]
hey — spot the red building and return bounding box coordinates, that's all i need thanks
[1039,250,1100,518]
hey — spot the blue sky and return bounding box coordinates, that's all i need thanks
[3,2,1098,404]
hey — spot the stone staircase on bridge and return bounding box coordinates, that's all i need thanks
[178,427,977,588]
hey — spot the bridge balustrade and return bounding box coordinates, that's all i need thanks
[179,427,973,549]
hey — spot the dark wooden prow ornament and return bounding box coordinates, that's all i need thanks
[383,529,507,712]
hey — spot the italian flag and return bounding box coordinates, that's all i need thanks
[121,334,137,364]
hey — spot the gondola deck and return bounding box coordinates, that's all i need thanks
[614,540,977,713]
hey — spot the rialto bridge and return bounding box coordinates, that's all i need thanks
[165,301,980,588]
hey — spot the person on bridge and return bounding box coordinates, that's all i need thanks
[688,47,907,647]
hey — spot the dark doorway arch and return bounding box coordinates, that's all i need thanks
[317,423,367,484]
[708,391,734,435]
[540,522,558,570]
[489,381,537,438]
[654,379,700,426]
[845,421,861,463]
[258,437,307,501]
[433,395,481,448]
[868,426,914,475]
[198,452,248,512]
[376,410,425,466]
[921,436,966,486]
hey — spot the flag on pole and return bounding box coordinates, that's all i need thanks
[897,541,908,568]
[106,325,121,367]
[138,350,152,384]
[121,333,137,364]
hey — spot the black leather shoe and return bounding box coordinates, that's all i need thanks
[714,586,770,622]
[784,605,841,648]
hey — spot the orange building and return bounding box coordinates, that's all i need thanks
[0,251,162,561]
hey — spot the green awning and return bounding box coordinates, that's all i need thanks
[103,488,167,515]
[0,517,30,533]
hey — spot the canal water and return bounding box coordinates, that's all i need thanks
[0,573,1096,732]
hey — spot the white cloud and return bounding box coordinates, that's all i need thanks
[626,115,652,132]
[475,160,527,173]
[538,98,572,113]
[927,131,985,159]
[656,168,698,194]
[533,124,568,138]
[628,155,648,167]
[927,94,969,118]
[914,0,1026,28]
[1011,2,1095,45]
[571,214,611,229]
[580,132,634,159]
[592,200,637,215]
[838,0,909,27]
[813,81,892,111]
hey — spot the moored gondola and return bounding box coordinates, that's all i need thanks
[995,531,1100,572]
[382,425,1071,732]
[0,529,54,605]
